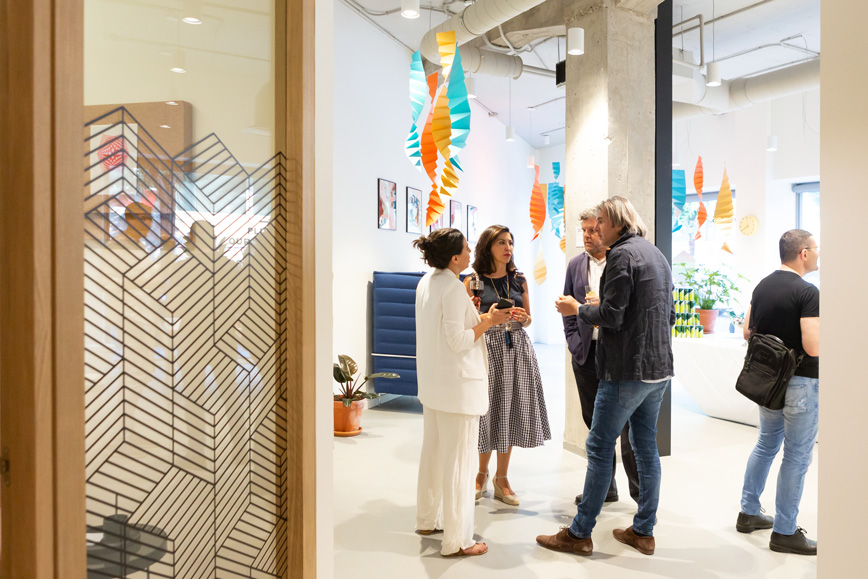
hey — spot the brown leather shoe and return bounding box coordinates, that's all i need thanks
[613,526,655,555]
[536,527,593,556]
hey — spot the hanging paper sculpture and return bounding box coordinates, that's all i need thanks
[529,164,546,240]
[405,51,427,168]
[714,166,735,244]
[547,162,565,239]
[672,169,686,233]
[694,156,707,240]
[405,32,472,227]
[534,245,547,285]
[559,235,566,253]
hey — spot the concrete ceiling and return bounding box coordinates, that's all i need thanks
[346,0,821,149]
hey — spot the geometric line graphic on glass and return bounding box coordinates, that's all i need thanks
[84,107,287,578]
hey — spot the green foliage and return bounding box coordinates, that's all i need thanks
[332,354,399,406]
[676,263,746,310]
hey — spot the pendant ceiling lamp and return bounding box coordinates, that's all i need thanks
[401,0,421,19]
[567,27,584,56]
[706,1,719,87]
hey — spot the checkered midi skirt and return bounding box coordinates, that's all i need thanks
[478,325,551,454]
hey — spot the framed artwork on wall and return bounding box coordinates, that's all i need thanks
[450,199,463,232]
[467,204,478,242]
[406,187,422,234]
[378,178,397,230]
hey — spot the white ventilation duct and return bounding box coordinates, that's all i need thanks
[673,59,820,120]
[419,0,547,78]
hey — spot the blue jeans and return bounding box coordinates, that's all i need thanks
[741,376,819,535]
[570,379,670,538]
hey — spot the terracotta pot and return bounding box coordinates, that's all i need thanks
[697,308,719,334]
[334,399,364,436]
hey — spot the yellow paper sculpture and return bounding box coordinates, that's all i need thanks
[714,167,735,237]
[533,246,547,285]
[560,235,566,253]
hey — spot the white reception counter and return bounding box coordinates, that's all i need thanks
[672,334,759,427]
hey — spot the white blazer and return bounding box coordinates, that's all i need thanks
[415,268,489,416]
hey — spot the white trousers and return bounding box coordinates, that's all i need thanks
[416,407,480,555]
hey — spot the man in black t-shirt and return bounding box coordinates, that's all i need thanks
[736,229,820,556]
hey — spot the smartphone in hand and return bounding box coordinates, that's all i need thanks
[495,298,515,310]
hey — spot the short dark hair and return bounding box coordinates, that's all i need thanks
[472,225,517,275]
[412,228,465,269]
[779,229,814,263]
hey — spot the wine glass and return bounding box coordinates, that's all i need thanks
[469,277,483,310]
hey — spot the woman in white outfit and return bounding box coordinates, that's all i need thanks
[413,228,512,557]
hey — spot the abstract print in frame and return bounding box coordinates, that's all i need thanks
[378,178,397,230]
[450,199,462,232]
[406,186,422,234]
[466,204,478,243]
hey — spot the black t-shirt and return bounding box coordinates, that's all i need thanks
[474,271,525,312]
[749,270,819,378]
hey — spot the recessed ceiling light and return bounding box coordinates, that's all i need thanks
[170,67,187,74]
[182,17,202,25]
[166,100,179,106]
[160,124,171,129]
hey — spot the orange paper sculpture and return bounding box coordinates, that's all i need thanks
[534,246,547,285]
[714,167,735,237]
[694,156,707,240]
[559,235,566,253]
[529,165,546,240]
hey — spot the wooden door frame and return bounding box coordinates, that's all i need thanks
[0,0,86,577]
[278,0,318,577]
[0,1,317,577]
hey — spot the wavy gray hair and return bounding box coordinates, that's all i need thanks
[596,196,648,238]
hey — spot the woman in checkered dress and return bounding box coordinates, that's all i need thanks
[463,225,551,506]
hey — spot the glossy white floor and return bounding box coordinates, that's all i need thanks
[334,343,818,578]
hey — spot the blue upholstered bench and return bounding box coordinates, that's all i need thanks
[371,271,424,396]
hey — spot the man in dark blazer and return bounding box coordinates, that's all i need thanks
[559,208,638,505]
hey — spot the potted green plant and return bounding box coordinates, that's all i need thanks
[676,264,745,334]
[333,354,399,437]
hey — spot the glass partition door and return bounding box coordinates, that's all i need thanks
[83,2,286,577]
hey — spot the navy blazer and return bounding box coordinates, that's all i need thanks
[563,252,595,366]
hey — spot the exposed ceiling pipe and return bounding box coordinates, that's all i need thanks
[672,0,778,39]
[673,58,820,120]
[419,0,549,78]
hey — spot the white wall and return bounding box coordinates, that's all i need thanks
[333,1,544,371]
[674,89,820,303]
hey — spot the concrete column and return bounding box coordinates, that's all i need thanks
[562,0,659,453]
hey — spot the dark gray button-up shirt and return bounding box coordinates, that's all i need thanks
[578,232,675,382]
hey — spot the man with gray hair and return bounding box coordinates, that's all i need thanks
[538,196,674,557]
[557,207,639,506]
[736,229,819,555]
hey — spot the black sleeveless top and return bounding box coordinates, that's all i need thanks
[474,271,525,311]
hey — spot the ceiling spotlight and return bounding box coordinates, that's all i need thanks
[466,77,476,99]
[182,0,203,25]
[706,61,721,87]
[401,0,420,19]
[170,50,186,74]
[544,135,550,146]
[567,27,584,56]
[505,126,515,142]
[766,135,778,152]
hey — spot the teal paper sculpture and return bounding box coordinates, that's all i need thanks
[406,51,428,167]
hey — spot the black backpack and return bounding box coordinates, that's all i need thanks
[735,333,804,410]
